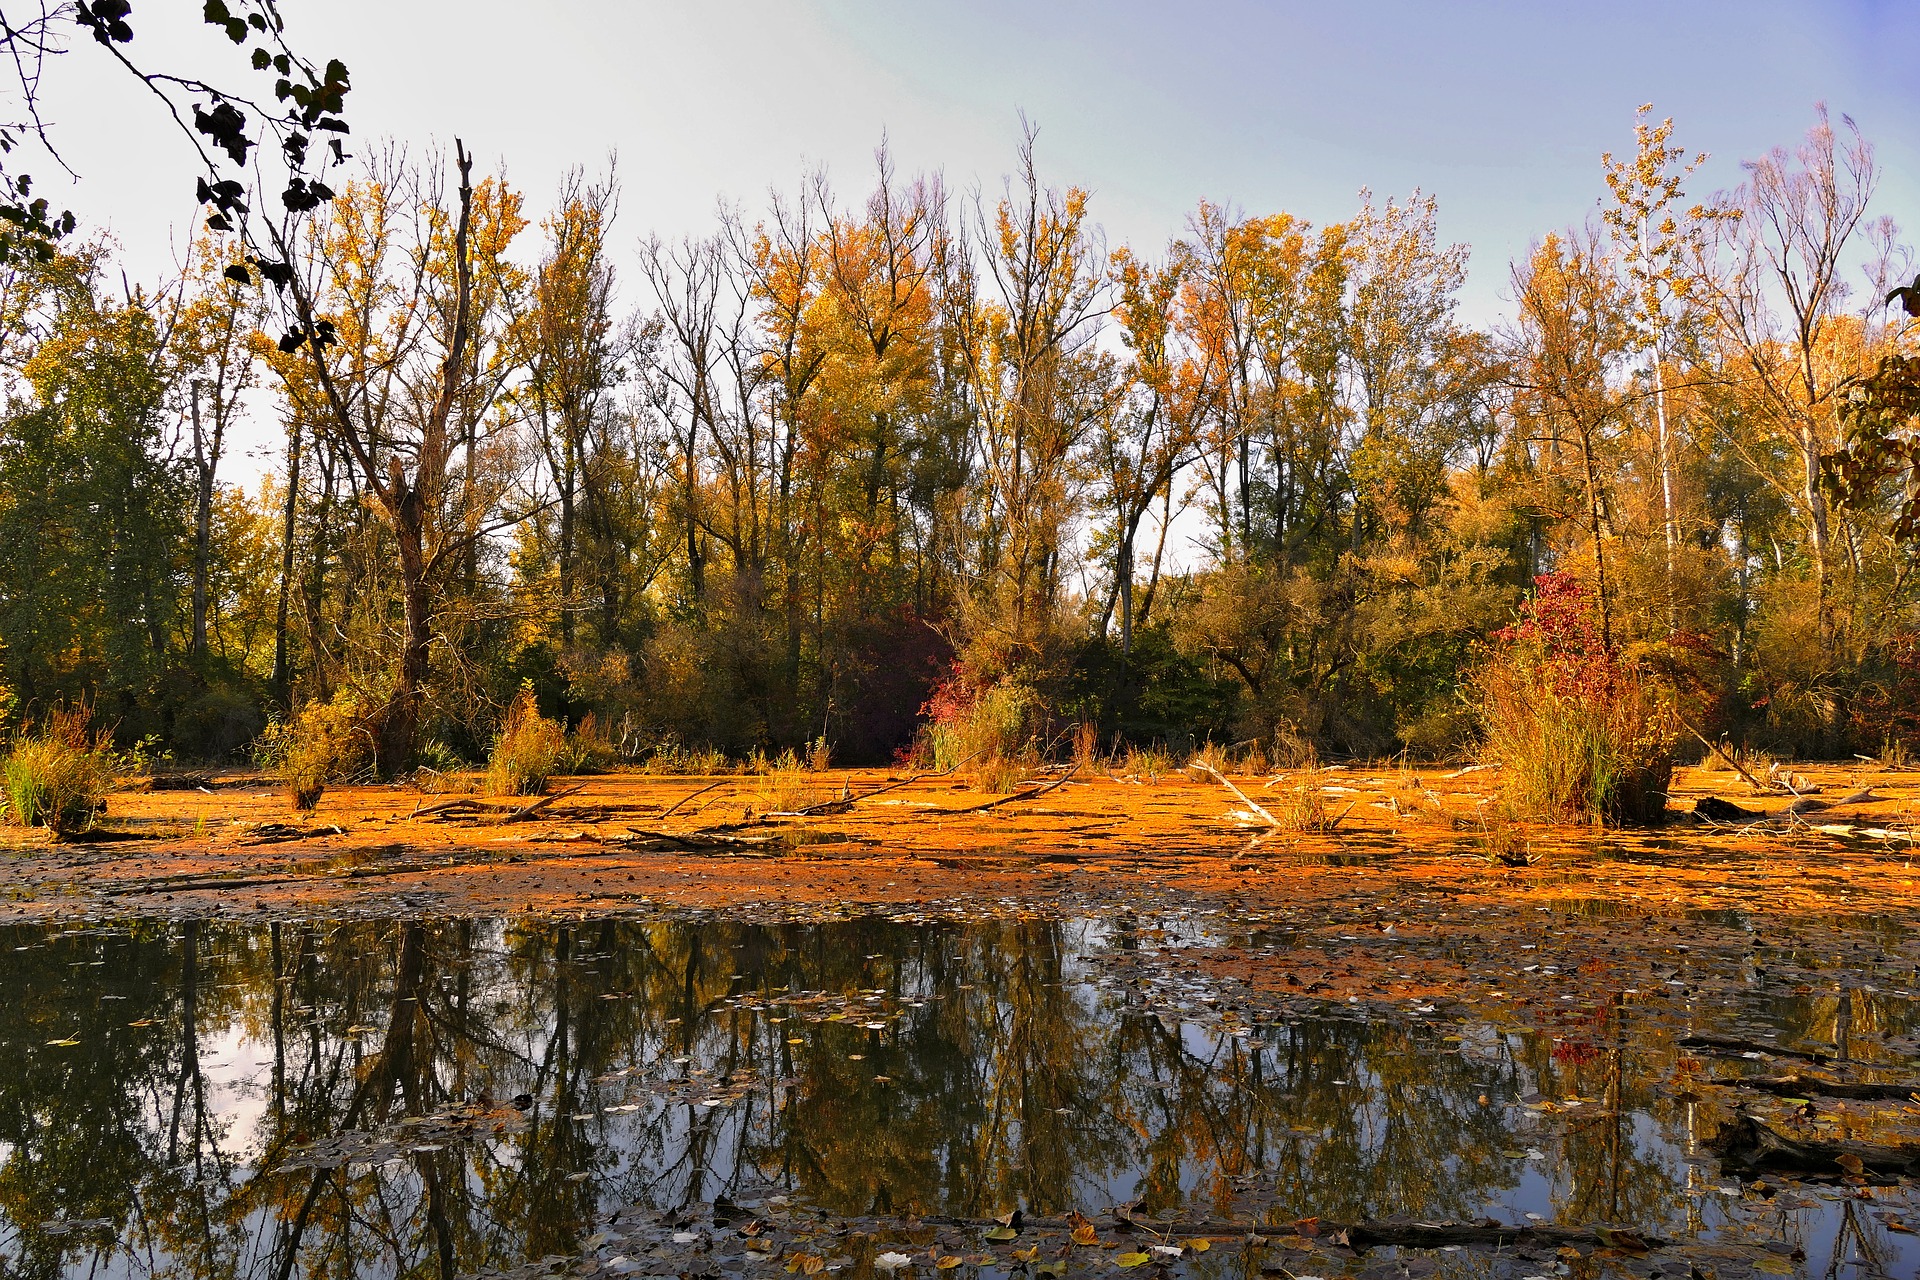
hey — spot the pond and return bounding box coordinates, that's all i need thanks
[2,913,1918,1280]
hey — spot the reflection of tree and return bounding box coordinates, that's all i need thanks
[0,914,1870,1276]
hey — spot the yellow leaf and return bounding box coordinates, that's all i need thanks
[985,1227,1017,1242]
[1071,1225,1099,1247]
[936,1256,962,1271]
[45,1038,78,1047]
[1183,1239,1209,1253]
[1113,1253,1150,1269]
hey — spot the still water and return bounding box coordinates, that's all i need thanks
[1,914,1917,1279]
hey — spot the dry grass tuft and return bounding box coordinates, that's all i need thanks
[486,689,567,797]
[2,704,115,835]
[255,693,373,814]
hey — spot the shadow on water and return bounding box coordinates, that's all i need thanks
[1,914,1919,1279]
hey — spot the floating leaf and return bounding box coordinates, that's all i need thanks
[986,1227,1018,1242]
[1071,1225,1099,1247]
[45,1037,78,1047]
[1113,1253,1150,1269]
[936,1255,962,1271]
[1183,1240,1209,1253]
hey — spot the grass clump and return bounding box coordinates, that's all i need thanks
[486,688,567,797]
[255,692,374,813]
[750,744,831,814]
[635,742,731,775]
[1,704,115,835]
[1475,574,1677,827]
[922,674,1042,793]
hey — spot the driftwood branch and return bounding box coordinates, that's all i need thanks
[925,765,1081,816]
[659,778,727,819]
[1680,1033,1901,1069]
[416,785,583,824]
[1680,717,1771,793]
[1192,762,1280,828]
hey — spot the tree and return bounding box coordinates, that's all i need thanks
[1095,244,1215,655]
[1600,105,1717,633]
[1695,106,1888,649]
[957,123,1107,674]
[266,147,531,774]
[0,249,186,721]
[172,232,267,664]
[1508,229,1633,647]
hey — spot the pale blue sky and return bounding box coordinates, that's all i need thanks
[33,1,1920,324]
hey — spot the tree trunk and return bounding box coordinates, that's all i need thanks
[1652,351,1678,636]
[272,421,303,705]
[377,470,435,777]
[1800,420,1834,648]
[1581,422,1613,649]
[189,381,215,662]
[558,436,576,646]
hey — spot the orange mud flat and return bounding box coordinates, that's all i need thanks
[0,760,1911,931]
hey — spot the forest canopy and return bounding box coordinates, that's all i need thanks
[1,94,1916,771]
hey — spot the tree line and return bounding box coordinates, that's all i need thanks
[0,107,1915,768]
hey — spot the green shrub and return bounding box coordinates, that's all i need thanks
[486,688,566,797]
[255,692,374,814]
[1,704,115,835]
[1475,575,1677,826]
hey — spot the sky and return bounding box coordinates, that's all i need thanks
[17,0,1920,470]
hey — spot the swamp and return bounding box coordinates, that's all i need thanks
[1,4,1919,1279]
[2,762,1919,1278]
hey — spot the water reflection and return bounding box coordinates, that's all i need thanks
[0,915,1915,1279]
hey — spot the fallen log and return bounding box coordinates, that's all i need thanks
[621,827,783,852]
[1714,1073,1920,1102]
[502,785,583,822]
[417,785,583,823]
[1707,1113,1920,1178]
[1692,796,1766,823]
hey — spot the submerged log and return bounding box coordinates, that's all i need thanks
[1714,1073,1920,1102]
[913,1213,1665,1253]
[1707,1113,1920,1178]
